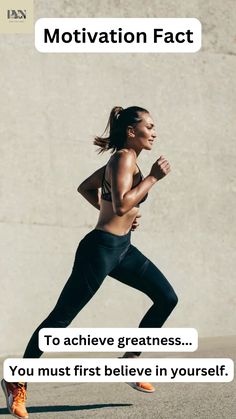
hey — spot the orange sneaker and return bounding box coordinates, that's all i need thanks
[126,381,155,393]
[1,379,28,419]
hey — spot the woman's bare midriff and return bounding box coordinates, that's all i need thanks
[95,200,139,236]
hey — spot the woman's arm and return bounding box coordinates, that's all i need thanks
[110,151,157,216]
[111,151,170,216]
[77,165,106,210]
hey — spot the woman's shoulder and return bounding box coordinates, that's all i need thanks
[111,148,136,165]
[106,149,136,177]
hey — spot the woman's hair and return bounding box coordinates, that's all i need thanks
[94,105,149,154]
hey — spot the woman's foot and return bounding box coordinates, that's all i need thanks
[126,381,155,393]
[1,379,28,419]
[121,352,156,393]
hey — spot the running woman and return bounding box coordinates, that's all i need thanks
[2,106,178,419]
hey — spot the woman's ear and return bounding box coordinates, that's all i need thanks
[126,125,135,139]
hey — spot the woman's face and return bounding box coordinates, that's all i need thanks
[129,112,157,151]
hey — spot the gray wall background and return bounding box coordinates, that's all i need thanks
[0,0,235,356]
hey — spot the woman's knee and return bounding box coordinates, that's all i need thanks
[157,288,178,312]
[164,289,178,312]
[168,290,178,310]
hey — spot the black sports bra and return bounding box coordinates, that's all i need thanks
[101,163,148,208]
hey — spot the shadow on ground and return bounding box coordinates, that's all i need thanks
[0,402,133,415]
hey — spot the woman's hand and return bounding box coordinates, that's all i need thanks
[131,213,142,231]
[149,155,171,181]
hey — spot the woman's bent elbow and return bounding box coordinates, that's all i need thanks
[113,206,126,216]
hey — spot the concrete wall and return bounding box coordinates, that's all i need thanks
[0,0,235,356]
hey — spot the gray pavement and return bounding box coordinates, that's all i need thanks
[0,336,235,419]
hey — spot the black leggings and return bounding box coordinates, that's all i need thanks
[23,229,178,358]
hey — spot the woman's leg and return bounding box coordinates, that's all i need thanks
[109,244,178,392]
[4,231,131,417]
[23,230,131,359]
[109,244,178,348]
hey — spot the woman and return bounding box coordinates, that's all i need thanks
[2,106,178,419]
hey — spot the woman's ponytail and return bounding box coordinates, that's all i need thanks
[93,106,123,154]
[94,105,148,154]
